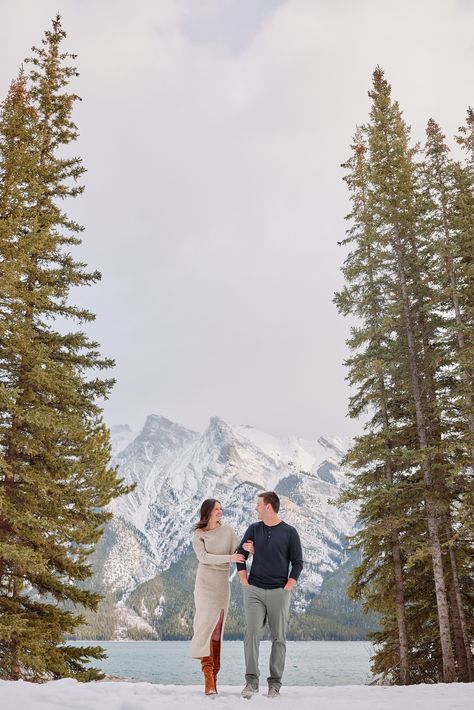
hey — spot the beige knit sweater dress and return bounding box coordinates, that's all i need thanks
[189,523,241,658]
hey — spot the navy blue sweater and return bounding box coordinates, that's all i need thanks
[236,521,304,589]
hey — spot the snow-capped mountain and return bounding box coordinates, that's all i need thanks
[109,424,137,456]
[100,415,358,599]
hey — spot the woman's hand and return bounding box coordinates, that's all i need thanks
[242,540,255,556]
[231,552,246,563]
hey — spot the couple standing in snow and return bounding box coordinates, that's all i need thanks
[189,491,304,698]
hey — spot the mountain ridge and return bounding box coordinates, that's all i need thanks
[85,414,361,639]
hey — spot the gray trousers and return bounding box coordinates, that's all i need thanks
[243,585,291,690]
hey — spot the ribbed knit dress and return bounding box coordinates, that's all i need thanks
[189,524,241,658]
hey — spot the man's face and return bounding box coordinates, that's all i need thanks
[256,497,267,519]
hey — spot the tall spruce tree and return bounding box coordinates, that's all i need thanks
[420,119,474,681]
[453,118,474,579]
[455,109,474,487]
[335,131,411,683]
[0,16,132,681]
[364,68,456,683]
[337,68,474,685]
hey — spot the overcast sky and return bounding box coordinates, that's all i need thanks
[1,0,473,440]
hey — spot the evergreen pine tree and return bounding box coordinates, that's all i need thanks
[455,109,474,545]
[335,131,411,683]
[0,16,132,681]
[336,68,474,684]
[364,68,456,682]
[420,119,474,681]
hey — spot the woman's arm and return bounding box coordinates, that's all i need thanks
[231,531,241,552]
[192,535,233,565]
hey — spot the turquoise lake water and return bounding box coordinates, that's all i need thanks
[70,640,374,686]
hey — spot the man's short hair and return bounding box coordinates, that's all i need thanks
[258,491,280,513]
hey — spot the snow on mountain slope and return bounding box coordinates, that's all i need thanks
[100,415,358,597]
[109,424,137,455]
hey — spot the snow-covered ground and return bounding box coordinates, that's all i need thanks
[1,680,472,710]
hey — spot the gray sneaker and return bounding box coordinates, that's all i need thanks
[241,683,259,699]
[267,686,280,698]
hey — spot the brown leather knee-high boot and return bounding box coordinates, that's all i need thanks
[201,645,217,695]
[211,638,221,692]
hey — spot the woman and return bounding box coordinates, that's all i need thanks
[190,498,244,695]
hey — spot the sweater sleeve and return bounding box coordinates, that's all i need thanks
[288,528,304,581]
[192,535,232,565]
[231,530,241,552]
[236,525,254,571]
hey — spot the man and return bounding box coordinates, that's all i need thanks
[236,491,303,699]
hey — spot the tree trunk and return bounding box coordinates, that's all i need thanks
[378,375,411,684]
[391,528,410,684]
[444,522,474,682]
[392,223,456,683]
[10,575,22,680]
[446,571,470,681]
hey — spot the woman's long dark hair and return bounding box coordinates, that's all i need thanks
[194,498,221,530]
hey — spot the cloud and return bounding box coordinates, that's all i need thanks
[1,0,473,439]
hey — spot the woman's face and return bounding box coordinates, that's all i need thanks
[210,501,222,525]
